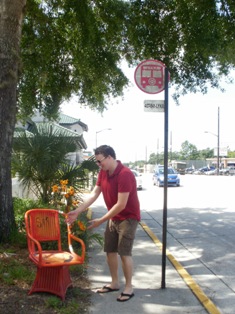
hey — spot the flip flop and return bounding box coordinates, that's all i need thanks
[117,292,135,302]
[97,285,120,293]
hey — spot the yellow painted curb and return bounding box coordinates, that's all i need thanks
[139,221,221,314]
[86,208,92,220]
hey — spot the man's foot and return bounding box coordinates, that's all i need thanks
[117,292,135,302]
[96,285,119,293]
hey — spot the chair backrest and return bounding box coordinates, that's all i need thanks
[25,209,62,251]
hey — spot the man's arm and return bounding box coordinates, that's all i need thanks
[66,185,101,224]
[88,192,129,229]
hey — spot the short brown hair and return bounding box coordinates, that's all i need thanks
[94,145,116,159]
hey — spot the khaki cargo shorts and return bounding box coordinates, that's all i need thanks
[104,219,138,256]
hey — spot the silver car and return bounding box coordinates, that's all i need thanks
[131,170,143,190]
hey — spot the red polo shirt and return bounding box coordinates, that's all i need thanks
[96,161,141,221]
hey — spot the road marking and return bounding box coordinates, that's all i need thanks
[86,208,92,220]
[139,221,221,314]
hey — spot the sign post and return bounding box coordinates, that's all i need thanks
[135,59,170,289]
[161,67,169,289]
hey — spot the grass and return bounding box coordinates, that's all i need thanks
[0,255,34,285]
[0,243,91,313]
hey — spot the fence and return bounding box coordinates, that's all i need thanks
[12,177,37,199]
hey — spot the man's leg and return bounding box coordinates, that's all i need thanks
[117,255,134,300]
[96,221,120,293]
[116,219,138,301]
[106,252,120,289]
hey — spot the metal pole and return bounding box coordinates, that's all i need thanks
[145,146,147,162]
[170,131,172,162]
[95,128,112,148]
[157,138,159,164]
[217,107,220,175]
[161,67,169,289]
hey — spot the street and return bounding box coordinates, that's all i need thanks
[137,173,235,313]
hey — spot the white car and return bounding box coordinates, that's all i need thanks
[131,170,142,190]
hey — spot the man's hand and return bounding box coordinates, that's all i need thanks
[87,218,102,230]
[66,210,79,225]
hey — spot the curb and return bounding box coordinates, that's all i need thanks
[139,221,221,314]
[86,207,92,220]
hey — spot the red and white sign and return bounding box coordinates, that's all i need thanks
[134,59,169,94]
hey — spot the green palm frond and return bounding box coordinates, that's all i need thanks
[12,123,88,202]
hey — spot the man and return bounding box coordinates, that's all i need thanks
[67,145,141,302]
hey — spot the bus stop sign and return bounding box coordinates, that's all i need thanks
[134,59,169,94]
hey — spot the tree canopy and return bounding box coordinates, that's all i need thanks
[19,0,129,119]
[19,0,235,120]
[126,0,235,102]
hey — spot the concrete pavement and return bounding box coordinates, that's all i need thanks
[86,201,221,314]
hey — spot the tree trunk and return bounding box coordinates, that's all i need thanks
[0,0,26,242]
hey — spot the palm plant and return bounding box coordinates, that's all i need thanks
[12,122,97,203]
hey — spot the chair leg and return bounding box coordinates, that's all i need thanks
[29,266,72,301]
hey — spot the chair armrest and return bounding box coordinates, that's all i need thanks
[26,233,43,264]
[69,233,86,262]
[59,210,86,262]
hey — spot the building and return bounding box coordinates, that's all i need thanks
[15,111,88,165]
[206,157,235,168]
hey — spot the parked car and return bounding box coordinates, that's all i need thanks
[205,169,218,175]
[205,167,233,175]
[194,166,215,174]
[131,169,142,190]
[185,167,195,174]
[228,166,235,175]
[220,168,230,175]
[153,166,180,187]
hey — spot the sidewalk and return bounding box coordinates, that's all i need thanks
[86,202,219,314]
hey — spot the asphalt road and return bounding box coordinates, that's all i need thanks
[138,173,235,314]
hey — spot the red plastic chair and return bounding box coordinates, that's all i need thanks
[25,208,86,300]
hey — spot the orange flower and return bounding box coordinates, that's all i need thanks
[68,186,75,195]
[61,185,66,192]
[72,200,79,206]
[50,179,79,212]
[78,220,86,231]
[65,193,70,199]
[60,179,68,185]
[52,185,58,193]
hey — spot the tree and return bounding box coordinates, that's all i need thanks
[18,0,235,116]
[199,148,214,159]
[228,150,235,158]
[148,153,158,165]
[1,0,235,242]
[0,0,26,242]
[19,0,129,119]
[169,151,181,161]
[0,0,129,242]
[180,141,200,160]
[148,152,165,165]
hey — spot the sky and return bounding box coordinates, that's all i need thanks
[61,63,235,163]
